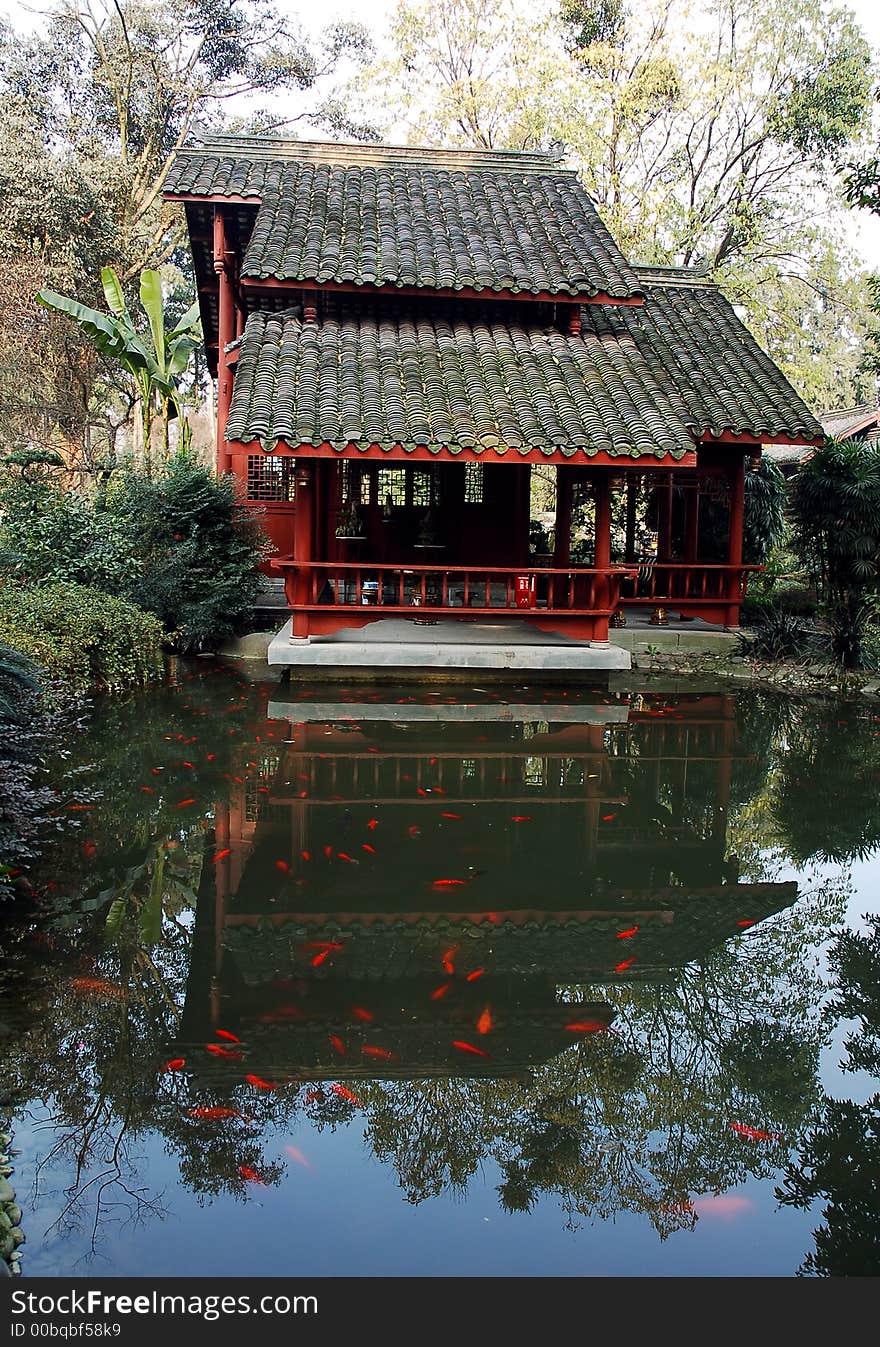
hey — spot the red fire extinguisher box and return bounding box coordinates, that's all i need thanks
[514,574,536,608]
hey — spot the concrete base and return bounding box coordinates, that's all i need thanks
[265,616,630,673]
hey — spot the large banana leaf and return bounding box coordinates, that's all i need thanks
[140,269,167,377]
[101,265,128,318]
[169,300,202,339]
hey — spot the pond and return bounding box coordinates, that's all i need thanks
[1,664,878,1277]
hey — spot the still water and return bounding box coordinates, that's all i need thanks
[1,665,878,1277]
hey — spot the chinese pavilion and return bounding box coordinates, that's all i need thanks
[165,136,824,657]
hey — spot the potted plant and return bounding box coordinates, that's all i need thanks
[336,500,365,539]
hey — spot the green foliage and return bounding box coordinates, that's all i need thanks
[738,606,823,662]
[791,438,880,667]
[0,472,138,592]
[0,638,56,902]
[743,457,787,564]
[108,455,271,653]
[0,581,164,695]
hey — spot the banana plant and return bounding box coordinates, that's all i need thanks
[37,267,201,473]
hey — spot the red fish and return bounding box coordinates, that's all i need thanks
[182,761,194,768]
[408,825,421,838]
[329,1035,346,1056]
[615,957,637,972]
[476,1009,493,1035]
[140,786,156,793]
[301,850,311,862]
[730,1122,780,1141]
[737,920,756,928]
[275,859,290,873]
[245,1074,277,1091]
[432,878,467,890]
[352,1007,374,1022]
[69,976,123,999]
[441,812,463,820]
[616,925,638,940]
[238,1165,266,1185]
[453,1040,490,1058]
[431,984,450,1000]
[511,815,532,823]
[211,848,231,863]
[284,1144,312,1170]
[163,1058,186,1071]
[312,949,331,967]
[362,844,377,855]
[362,1045,394,1060]
[367,819,379,830]
[188,1106,243,1121]
[81,840,97,859]
[337,852,357,863]
[206,1043,242,1059]
[332,1084,361,1105]
[566,1020,608,1033]
[324,845,334,858]
[175,798,196,808]
[466,968,485,982]
[602,813,616,822]
[442,946,458,975]
[691,1194,753,1218]
[215,1029,240,1043]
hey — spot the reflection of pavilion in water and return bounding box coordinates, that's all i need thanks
[177,690,797,1082]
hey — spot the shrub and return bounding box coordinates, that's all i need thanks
[737,606,825,663]
[0,473,138,592]
[0,640,55,902]
[0,581,165,696]
[107,455,271,653]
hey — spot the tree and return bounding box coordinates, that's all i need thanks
[38,266,201,472]
[790,438,880,668]
[366,0,875,404]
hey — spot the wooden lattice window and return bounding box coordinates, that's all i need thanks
[343,461,372,505]
[378,467,408,506]
[247,455,294,502]
[464,462,484,503]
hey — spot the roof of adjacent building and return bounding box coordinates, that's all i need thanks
[819,401,880,440]
[165,135,644,300]
[224,276,825,454]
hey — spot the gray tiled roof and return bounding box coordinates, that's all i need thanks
[620,270,825,443]
[224,306,696,458]
[165,136,643,300]
[224,277,824,453]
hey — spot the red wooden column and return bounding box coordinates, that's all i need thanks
[213,207,236,475]
[726,453,746,627]
[592,471,613,644]
[554,467,572,566]
[292,460,315,639]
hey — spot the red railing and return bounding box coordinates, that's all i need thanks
[273,560,636,616]
[617,562,763,606]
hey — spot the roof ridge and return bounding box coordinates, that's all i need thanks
[634,263,715,288]
[182,134,575,175]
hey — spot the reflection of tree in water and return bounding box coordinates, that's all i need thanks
[777,916,880,1275]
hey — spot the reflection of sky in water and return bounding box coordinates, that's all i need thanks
[3,670,878,1276]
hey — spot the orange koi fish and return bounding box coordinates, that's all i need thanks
[329,1035,346,1056]
[175,798,196,808]
[737,920,756,928]
[730,1122,780,1141]
[188,1107,243,1121]
[215,1029,240,1043]
[245,1074,277,1091]
[332,1084,361,1105]
[614,957,637,972]
[466,968,485,982]
[453,1040,490,1058]
[284,1144,312,1169]
[211,849,231,863]
[616,925,638,940]
[476,1009,493,1035]
[691,1194,753,1218]
[362,1045,394,1060]
[566,1020,608,1033]
[163,1058,186,1071]
[238,1165,266,1185]
[442,946,458,975]
[431,984,450,1000]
